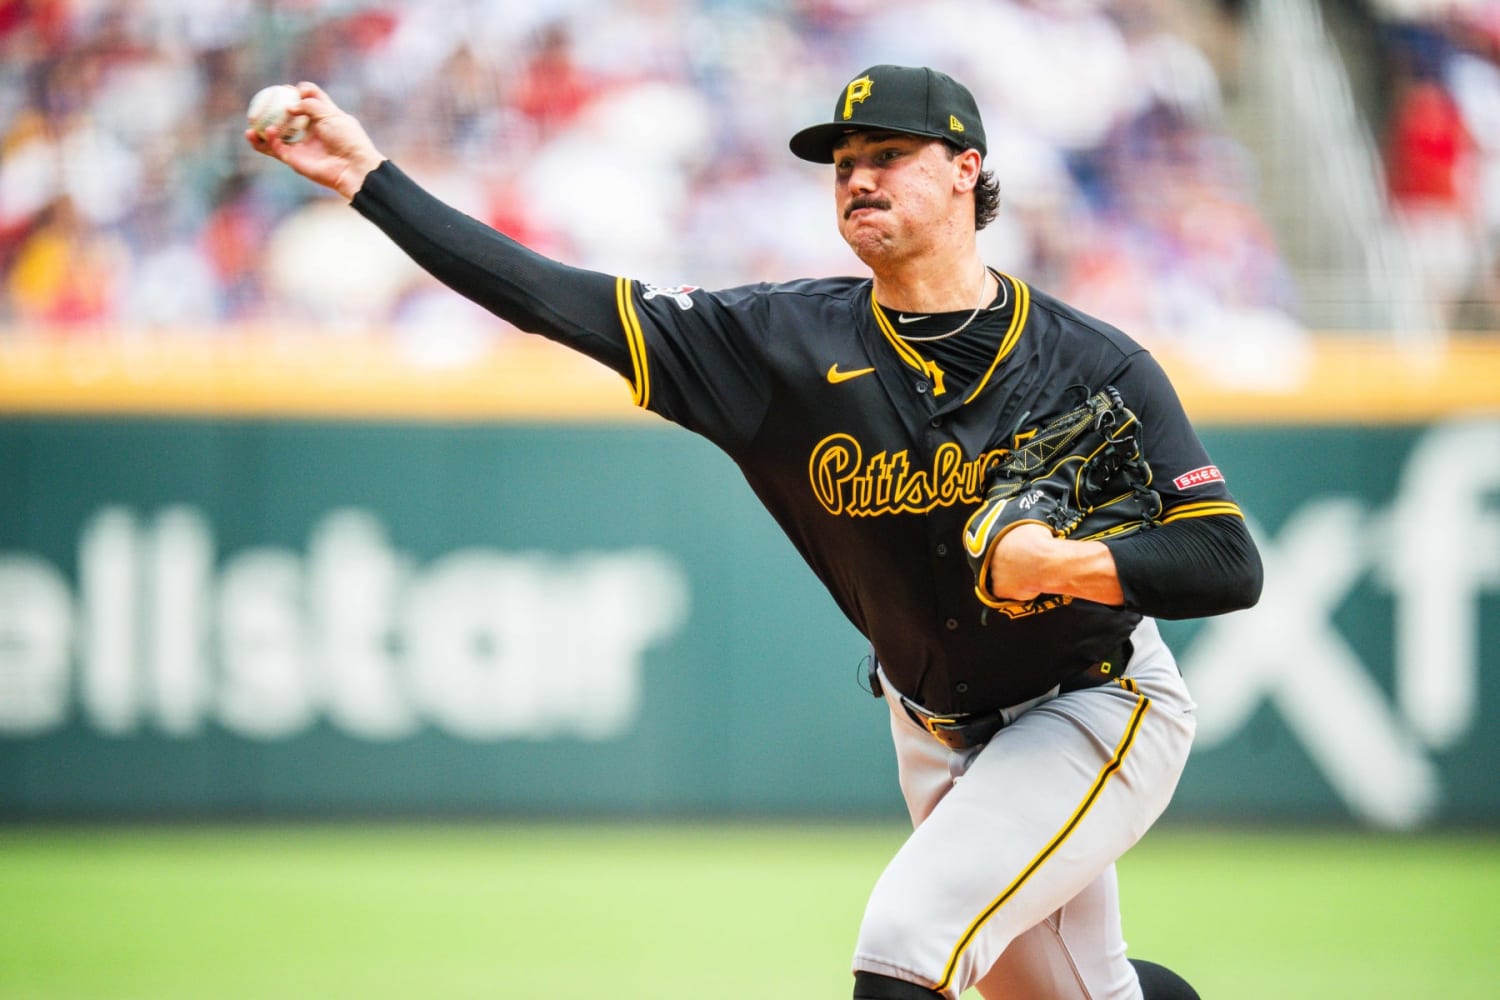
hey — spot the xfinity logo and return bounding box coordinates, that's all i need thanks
[1180,420,1500,830]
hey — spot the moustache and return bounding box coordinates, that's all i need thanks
[844,197,890,219]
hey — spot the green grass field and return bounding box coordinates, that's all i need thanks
[1,822,1495,999]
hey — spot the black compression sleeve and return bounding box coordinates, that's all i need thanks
[1105,514,1262,619]
[349,160,634,376]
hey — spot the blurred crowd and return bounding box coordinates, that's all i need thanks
[1375,0,1500,331]
[0,0,1322,363]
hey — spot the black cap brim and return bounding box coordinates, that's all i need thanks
[788,122,850,164]
[789,122,965,163]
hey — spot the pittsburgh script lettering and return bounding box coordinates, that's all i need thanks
[808,434,1004,516]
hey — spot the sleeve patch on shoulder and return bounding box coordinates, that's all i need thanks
[1174,465,1225,490]
[642,283,698,310]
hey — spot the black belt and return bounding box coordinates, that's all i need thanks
[899,641,1133,753]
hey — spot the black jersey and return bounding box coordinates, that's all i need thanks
[354,161,1260,714]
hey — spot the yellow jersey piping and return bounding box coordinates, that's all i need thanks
[616,276,650,408]
[1161,500,1244,524]
[870,296,948,395]
[868,273,1030,402]
[962,274,1029,405]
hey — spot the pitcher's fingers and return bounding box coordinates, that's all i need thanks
[290,81,336,119]
[245,127,275,155]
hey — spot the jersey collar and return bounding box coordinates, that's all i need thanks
[867,273,1031,403]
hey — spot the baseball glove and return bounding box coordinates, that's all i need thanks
[962,386,1162,614]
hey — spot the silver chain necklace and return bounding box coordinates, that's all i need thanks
[894,266,1007,343]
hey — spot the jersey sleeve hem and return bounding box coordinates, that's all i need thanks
[1159,501,1245,523]
[614,276,650,409]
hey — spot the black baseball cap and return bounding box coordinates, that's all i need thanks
[789,64,987,163]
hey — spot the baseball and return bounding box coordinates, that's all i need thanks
[247,84,308,143]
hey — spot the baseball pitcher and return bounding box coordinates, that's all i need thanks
[249,63,1262,1000]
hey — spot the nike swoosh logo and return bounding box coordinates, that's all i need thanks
[895,313,931,324]
[826,364,876,385]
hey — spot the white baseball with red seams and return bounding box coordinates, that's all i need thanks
[247,84,308,143]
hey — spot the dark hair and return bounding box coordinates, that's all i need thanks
[973,168,1000,231]
[944,143,1000,231]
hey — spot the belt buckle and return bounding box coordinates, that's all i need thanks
[903,698,997,752]
[920,713,960,741]
[903,698,956,737]
[904,699,957,738]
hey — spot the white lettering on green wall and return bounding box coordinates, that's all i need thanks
[1181,420,1500,830]
[0,507,690,743]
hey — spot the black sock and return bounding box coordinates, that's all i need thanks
[852,970,945,999]
[1130,958,1201,1000]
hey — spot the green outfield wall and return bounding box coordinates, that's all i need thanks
[1,412,1496,830]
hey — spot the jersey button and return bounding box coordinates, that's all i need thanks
[929,416,943,428]
[915,381,930,394]
[935,543,949,557]
[944,618,959,631]
[956,683,969,694]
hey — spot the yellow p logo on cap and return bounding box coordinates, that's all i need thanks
[843,76,873,120]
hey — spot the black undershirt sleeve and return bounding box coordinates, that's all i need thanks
[349,160,635,377]
[1105,513,1263,620]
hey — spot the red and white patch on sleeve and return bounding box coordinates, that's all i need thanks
[1174,465,1225,490]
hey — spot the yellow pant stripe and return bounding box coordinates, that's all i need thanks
[934,690,1152,992]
